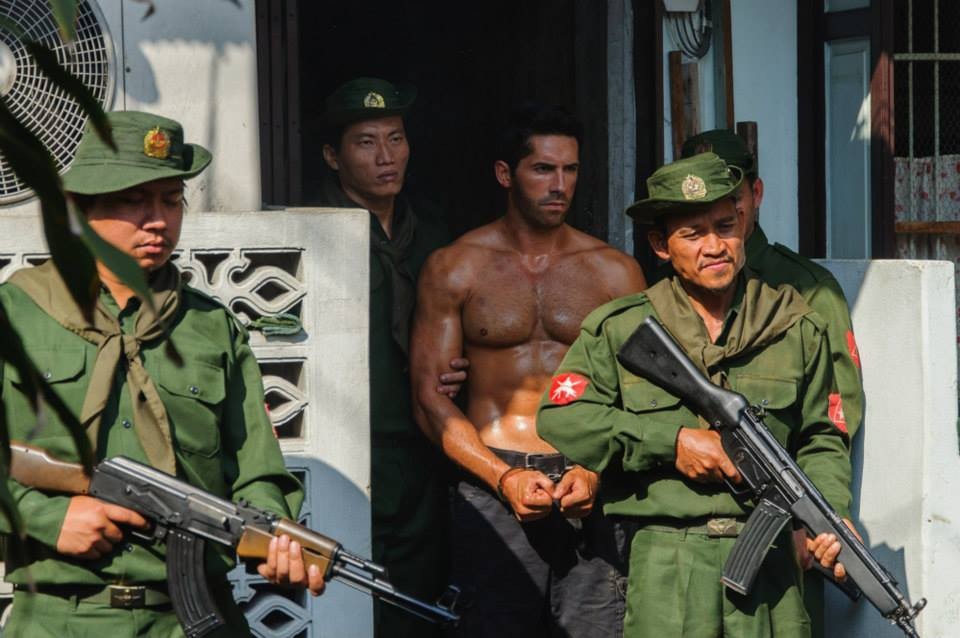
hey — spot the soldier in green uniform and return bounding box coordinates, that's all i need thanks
[312,77,463,638]
[537,153,856,637]
[681,129,865,637]
[0,111,324,637]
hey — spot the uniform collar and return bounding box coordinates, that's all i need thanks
[745,224,770,264]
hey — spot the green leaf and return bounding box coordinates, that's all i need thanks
[47,0,78,44]
[26,42,115,151]
[0,97,99,318]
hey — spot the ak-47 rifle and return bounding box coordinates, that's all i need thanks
[8,443,460,637]
[615,316,925,638]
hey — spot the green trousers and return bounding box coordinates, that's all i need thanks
[624,528,810,638]
[371,440,450,638]
[4,587,249,638]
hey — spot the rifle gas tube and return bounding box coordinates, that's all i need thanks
[9,444,460,637]
[615,316,925,638]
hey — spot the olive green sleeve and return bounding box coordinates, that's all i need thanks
[221,320,304,519]
[793,318,853,520]
[537,325,680,474]
[0,298,70,548]
[805,277,864,440]
[0,482,70,547]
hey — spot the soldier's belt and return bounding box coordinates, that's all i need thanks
[489,447,574,483]
[17,583,172,608]
[639,516,748,538]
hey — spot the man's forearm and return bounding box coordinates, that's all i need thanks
[413,395,511,491]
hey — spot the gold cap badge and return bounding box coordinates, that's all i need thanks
[681,174,707,200]
[143,127,171,159]
[363,92,386,108]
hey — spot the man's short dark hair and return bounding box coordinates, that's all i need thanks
[496,103,584,172]
[322,123,349,153]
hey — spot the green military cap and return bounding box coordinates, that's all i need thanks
[625,152,743,223]
[63,110,211,195]
[323,77,416,126]
[681,129,756,175]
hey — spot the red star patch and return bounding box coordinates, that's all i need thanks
[549,373,589,405]
[846,330,861,369]
[828,392,848,433]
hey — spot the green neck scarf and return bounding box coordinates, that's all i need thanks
[10,261,182,474]
[321,175,418,354]
[645,272,811,384]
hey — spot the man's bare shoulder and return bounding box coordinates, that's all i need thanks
[420,227,500,295]
[562,227,646,293]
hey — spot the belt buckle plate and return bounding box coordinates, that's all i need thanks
[706,518,739,538]
[109,585,146,609]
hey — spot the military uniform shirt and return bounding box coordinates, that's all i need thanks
[745,225,864,438]
[652,225,864,438]
[0,281,302,586]
[536,277,852,522]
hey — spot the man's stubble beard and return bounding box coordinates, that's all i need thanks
[510,187,569,231]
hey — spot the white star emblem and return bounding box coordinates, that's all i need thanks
[551,375,586,402]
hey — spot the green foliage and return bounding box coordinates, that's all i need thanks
[0,1,144,530]
[47,0,78,43]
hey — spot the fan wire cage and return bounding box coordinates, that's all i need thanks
[0,0,115,204]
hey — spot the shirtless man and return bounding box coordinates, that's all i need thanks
[411,104,646,637]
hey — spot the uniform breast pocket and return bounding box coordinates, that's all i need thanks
[621,380,684,423]
[8,347,87,407]
[157,359,226,458]
[731,374,798,442]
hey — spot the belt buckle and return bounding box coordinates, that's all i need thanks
[524,453,563,484]
[706,518,739,538]
[109,585,146,609]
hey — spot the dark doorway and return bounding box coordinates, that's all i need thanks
[262,0,610,239]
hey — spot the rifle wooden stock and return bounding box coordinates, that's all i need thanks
[8,442,90,495]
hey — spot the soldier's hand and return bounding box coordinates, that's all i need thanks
[437,357,470,398]
[501,469,554,522]
[56,495,149,560]
[674,428,741,484]
[806,518,862,581]
[257,534,326,596]
[552,466,599,519]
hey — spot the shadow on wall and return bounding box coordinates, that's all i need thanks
[229,454,373,638]
[115,0,254,211]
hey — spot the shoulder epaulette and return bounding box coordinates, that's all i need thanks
[581,293,650,335]
[182,285,250,337]
[769,243,836,284]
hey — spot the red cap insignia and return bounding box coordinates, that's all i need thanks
[846,330,861,369]
[549,373,589,405]
[143,126,171,159]
[828,392,847,433]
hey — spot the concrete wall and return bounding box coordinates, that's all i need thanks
[661,0,800,250]
[818,259,959,637]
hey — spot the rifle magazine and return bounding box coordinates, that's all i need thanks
[167,530,227,638]
[721,498,791,595]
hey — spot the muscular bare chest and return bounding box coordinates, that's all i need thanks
[462,254,613,348]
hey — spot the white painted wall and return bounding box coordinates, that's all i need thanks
[661,0,799,249]
[819,259,960,638]
[730,0,799,250]
[113,1,262,212]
